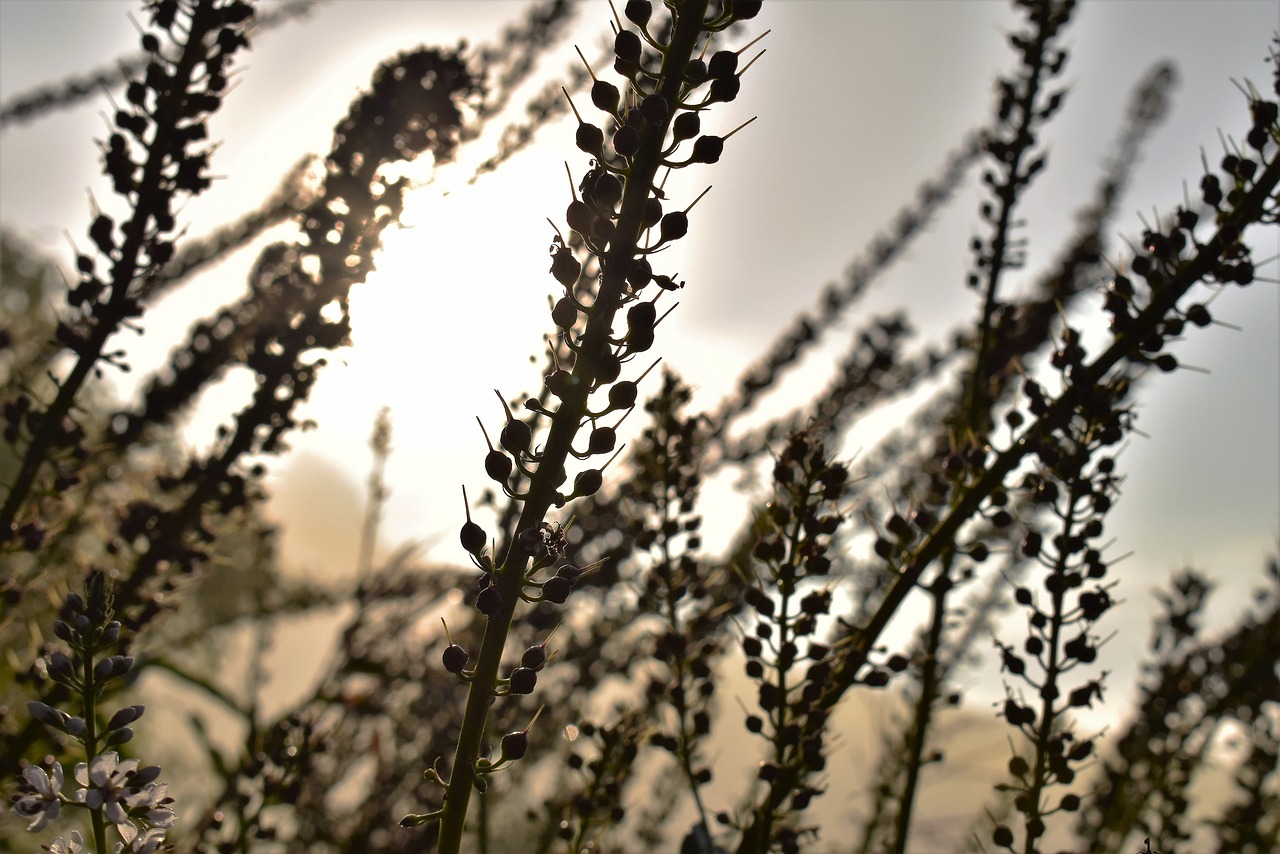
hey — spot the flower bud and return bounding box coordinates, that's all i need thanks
[28,701,65,730]
[48,651,75,682]
[65,716,88,738]
[106,726,135,746]
[107,704,146,731]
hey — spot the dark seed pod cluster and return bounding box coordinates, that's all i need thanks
[734,428,861,851]
[433,2,762,846]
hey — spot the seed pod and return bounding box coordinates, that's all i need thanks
[576,123,604,155]
[90,215,116,254]
[591,172,623,210]
[628,301,657,331]
[609,381,638,410]
[501,730,529,760]
[597,350,622,384]
[476,586,502,616]
[567,200,593,236]
[640,94,669,124]
[640,198,663,229]
[727,0,761,19]
[613,125,642,158]
[542,574,572,604]
[708,50,738,78]
[591,79,620,114]
[614,30,642,68]
[546,369,573,400]
[499,409,532,455]
[550,244,580,287]
[552,297,579,330]
[659,211,688,243]
[573,468,603,497]
[460,491,487,555]
[588,426,617,454]
[509,666,538,694]
[709,75,740,103]
[627,326,654,353]
[691,135,724,164]
[592,217,616,245]
[672,111,700,142]
[624,0,651,25]
[522,644,548,670]
[683,59,708,86]
[442,643,468,673]
[477,421,513,484]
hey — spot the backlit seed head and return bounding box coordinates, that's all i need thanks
[509,666,538,694]
[576,123,604,155]
[542,574,572,603]
[588,426,617,454]
[709,76,740,104]
[442,643,468,673]
[476,586,502,616]
[500,418,532,454]
[624,0,651,26]
[708,50,738,78]
[683,59,708,86]
[628,255,654,288]
[567,200,593,236]
[550,243,581,287]
[485,450,512,483]
[546,369,573,400]
[614,30,642,68]
[692,135,725,164]
[522,644,548,670]
[640,94,669,124]
[501,730,529,760]
[672,111,700,142]
[574,469,603,497]
[609,381,638,410]
[591,79,620,114]
[613,125,642,158]
[659,211,688,243]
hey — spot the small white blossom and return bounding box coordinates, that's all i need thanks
[113,824,168,853]
[75,751,139,827]
[12,760,63,832]
[42,830,84,854]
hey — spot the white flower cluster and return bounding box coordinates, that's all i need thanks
[12,752,175,852]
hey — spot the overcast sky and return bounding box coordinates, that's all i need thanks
[2,0,1278,721]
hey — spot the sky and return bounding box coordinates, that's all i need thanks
[1,0,1278,737]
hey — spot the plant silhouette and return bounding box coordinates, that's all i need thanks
[1,2,1277,853]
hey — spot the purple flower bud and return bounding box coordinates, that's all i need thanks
[64,716,88,738]
[106,704,145,731]
[28,700,65,729]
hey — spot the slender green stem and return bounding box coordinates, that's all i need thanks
[891,562,950,854]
